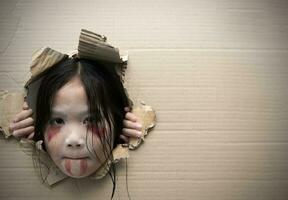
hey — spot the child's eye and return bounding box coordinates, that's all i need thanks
[49,118,65,126]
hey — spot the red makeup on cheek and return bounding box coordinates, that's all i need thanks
[47,126,61,142]
[65,159,72,175]
[88,124,106,137]
[80,159,88,175]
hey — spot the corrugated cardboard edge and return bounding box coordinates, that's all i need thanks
[129,102,157,150]
[24,47,68,87]
[78,29,123,63]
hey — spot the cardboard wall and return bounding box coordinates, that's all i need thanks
[0,0,288,199]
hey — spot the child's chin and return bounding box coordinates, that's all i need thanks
[61,167,96,178]
[65,173,90,178]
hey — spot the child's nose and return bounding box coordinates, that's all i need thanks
[65,137,85,148]
[64,128,85,149]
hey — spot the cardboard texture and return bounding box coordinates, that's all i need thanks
[0,0,288,200]
[78,29,123,63]
[25,47,68,86]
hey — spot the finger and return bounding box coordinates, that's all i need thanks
[120,135,129,143]
[11,117,34,130]
[122,128,142,138]
[8,123,13,133]
[125,112,138,122]
[27,132,35,140]
[22,101,29,110]
[123,119,142,131]
[124,107,130,112]
[13,109,33,123]
[13,126,35,138]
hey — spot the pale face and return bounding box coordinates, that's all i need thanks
[44,76,111,178]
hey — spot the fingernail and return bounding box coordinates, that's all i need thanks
[136,123,142,129]
[122,143,129,147]
[137,131,142,137]
[9,124,14,130]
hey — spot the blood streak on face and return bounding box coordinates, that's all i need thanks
[65,159,72,175]
[80,159,88,175]
[47,126,61,142]
[87,124,106,138]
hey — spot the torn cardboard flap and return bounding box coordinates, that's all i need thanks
[111,103,156,161]
[25,47,68,87]
[78,29,124,63]
[129,102,157,150]
[0,91,25,138]
[112,144,129,162]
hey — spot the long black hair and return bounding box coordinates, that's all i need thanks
[28,56,130,198]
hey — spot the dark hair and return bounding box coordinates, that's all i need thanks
[29,57,130,198]
[33,57,129,146]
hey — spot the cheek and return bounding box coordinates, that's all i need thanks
[46,126,61,142]
[88,126,112,156]
[87,124,106,138]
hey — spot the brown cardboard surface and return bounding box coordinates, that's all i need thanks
[0,0,288,200]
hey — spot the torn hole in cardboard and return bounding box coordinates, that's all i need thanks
[0,29,156,186]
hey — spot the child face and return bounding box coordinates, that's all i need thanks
[43,76,110,178]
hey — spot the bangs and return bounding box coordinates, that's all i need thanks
[77,59,129,147]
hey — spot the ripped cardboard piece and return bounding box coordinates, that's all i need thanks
[78,29,123,63]
[0,91,25,138]
[25,47,68,87]
[112,144,130,163]
[112,103,156,159]
[78,29,128,64]
[78,29,129,83]
[129,102,156,149]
